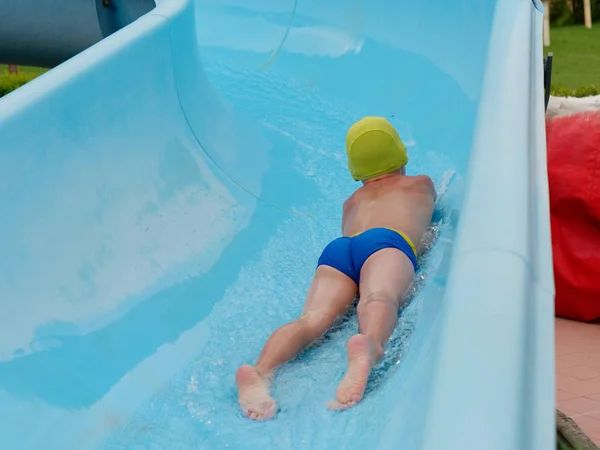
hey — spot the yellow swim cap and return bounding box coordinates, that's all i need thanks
[345,117,408,181]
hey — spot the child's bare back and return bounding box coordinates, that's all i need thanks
[342,173,437,247]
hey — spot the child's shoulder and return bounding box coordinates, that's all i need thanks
[343,188,361,208]
[407,173,433,183]
[407,174,436,199]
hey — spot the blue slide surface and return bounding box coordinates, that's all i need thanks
[0,0,555,449]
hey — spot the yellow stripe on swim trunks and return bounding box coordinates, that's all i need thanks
[350,228,418,258]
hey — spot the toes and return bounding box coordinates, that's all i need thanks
[244,407,257,419]
[335,388,358,406]
[327,400,343,410]
[327,399,356,411]
[328,387,363,411]
[244,401,277,421]
[248,409,262,420]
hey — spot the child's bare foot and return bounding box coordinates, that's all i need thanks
[236,365,276,420]
[327,334,378,410]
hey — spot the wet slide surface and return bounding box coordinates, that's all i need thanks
[0,0,554,449]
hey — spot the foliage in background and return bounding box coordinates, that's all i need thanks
[551,0,576,25]
[0,65,46,98]
[550,0,600,25]
[0,64,46,77]
[0,72,40,98]
[572,0,600,22]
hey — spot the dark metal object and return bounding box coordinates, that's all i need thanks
[0,0,155,68]
[544,52,553,111]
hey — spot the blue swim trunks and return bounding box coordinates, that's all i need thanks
[317,228,419,284]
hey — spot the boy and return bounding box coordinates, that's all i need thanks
[236,117,437,420]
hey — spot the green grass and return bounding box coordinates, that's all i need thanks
[546,25,600,92]
[0,73,38,98]
[0,65,47,76]
[0,65,48,98]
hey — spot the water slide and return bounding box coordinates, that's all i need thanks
[0,0,555,448]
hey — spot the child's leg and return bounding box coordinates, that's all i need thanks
[328,248,414,410]
[236,265,357,420]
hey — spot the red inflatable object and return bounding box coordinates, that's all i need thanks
[547,111,600,322]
